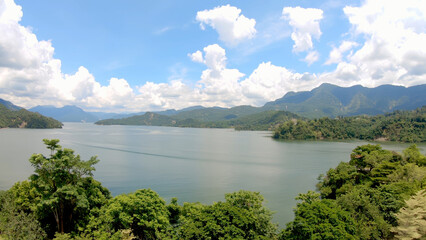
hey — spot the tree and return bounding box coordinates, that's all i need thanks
[317,162,358,199]
[178,190,277,240]
[280,191,357,240]
[403,144,426,166]
[391,189,426,239]
[101,189,170,240]
[0,190,46,240]
[337,186,391,239]
[28,139,103,234]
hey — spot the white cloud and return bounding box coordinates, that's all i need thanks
[196,5,256,46]
[240,62,319,106]
[336,0,426,87]
[303,51,320,65]
[1,0,426,113]
[282,6,323,52]
[325,41,358,65]
[0,0,53,69]
[195,44,247,106]
[0,0,137,112]
[189,50,203,63]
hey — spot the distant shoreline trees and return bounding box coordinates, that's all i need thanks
[274,106,426,143]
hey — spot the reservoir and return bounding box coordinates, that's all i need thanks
[0,123,421,226]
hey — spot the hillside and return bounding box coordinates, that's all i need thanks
[0,101,62,129]
[273,106,426,142]
[95,110,302,131]
[172,105,263,122]
[264,83,426,118]
[96,112,175,126]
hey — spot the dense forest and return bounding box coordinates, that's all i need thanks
[96,106,426,143]
[0,104,62,129]
[274,106,426,143]
[0,140,425,239]
[96,110,302,131]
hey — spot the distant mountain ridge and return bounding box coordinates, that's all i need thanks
[95,83,426,129]
[264,83,426,118]
[30,105,100,122]
[0,99,22,111]
[26,83,426,124]
[28,105,207,122]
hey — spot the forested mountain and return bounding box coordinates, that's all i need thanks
[274,107,426,142]
[264,83,426,118]
[0,100,62,129]
[96,110,302,130]
[171,105,263,121]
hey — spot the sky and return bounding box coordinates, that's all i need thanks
[0,0,425,113]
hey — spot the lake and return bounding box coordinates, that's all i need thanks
[0,123,422,226]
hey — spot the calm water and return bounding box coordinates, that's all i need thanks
[0,123,423,226]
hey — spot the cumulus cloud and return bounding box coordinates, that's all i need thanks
[188,50,203,63]
[2,0,426,113]
[0,0,53,69]
[196,5,256,46]
[193,44,247,106]
[325,41,358,65]
[303,51,320,65]
[335,0,426,87]
[240,62,319,106]
[282,6,323,52]
[0,0,137,111]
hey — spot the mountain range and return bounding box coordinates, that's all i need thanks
[3,83,425,126]
[264,83,426,118]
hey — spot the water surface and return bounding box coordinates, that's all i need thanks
[0,123,422,226]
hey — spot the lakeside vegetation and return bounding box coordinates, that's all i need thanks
[0,104,62,129]
[274,106,426,143]
[0,139,425,239]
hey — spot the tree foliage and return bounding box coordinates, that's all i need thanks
[274,106,426,142]
[28,139,106,234]
[100,189,170,239]
[280,191,357,240]
[391,189,426,239]
[0,190,46,240]
[312,144,426,239]
[177,190,277,240]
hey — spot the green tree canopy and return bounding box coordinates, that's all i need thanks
[178,190,277,240]
[28,139,108,234]
[280,191,357,240]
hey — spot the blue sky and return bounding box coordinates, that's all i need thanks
[1,0,425,112]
